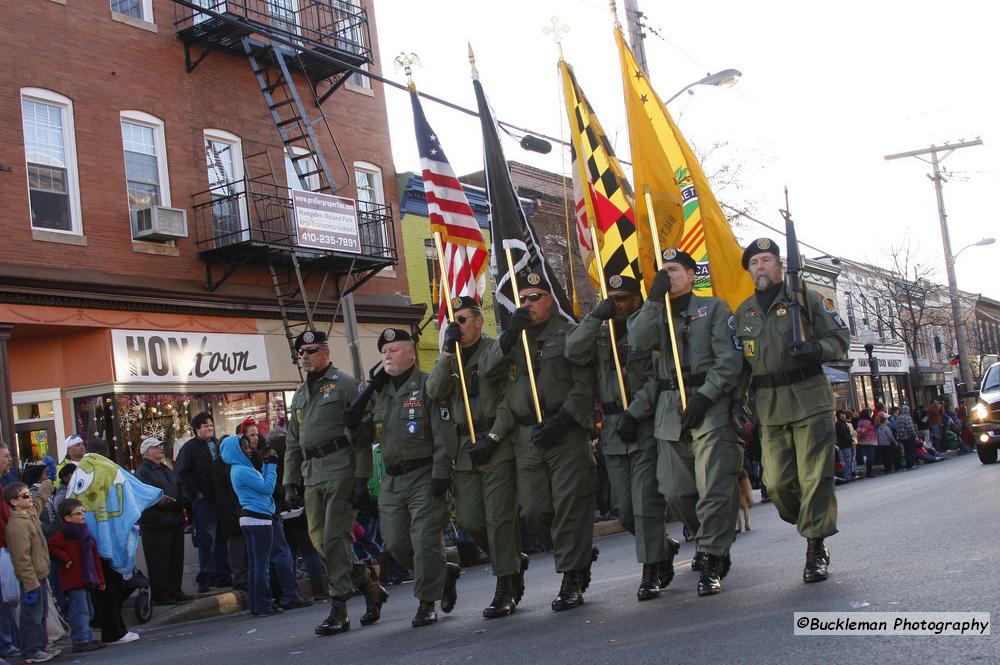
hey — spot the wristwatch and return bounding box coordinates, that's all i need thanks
[486,432,500,443]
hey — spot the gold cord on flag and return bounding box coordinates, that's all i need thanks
[433,232,477,441]
[645,186,687,410]
[504,246,543,423]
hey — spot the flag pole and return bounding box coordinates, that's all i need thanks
[433,232,477,441]
[644,186,687,410]
[504,246,544,423]
[587,225,630,410]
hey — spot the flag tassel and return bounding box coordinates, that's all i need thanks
[644,186,687,410]
[433,232,477,441]
[504,245,543,423]
[588,225,630,410]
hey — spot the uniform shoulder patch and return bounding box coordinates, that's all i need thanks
[439,406,451,422]
[728,315,736,331]
[823,297,837,313]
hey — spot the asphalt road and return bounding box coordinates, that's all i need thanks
[87,455,998,665]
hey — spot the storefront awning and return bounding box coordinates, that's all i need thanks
[823,365,850,384]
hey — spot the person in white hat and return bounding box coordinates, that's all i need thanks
[56,435,87,486]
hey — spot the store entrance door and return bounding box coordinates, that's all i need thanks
[14,420,56,466]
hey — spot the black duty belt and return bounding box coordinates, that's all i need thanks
[384,457,433,477]
[657,372,707,393]
[752,364,823,389]
[603,401,624,415]
[303,437,350,460]
[457,419,494,437]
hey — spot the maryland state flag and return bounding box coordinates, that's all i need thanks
[559,59,651,293]
[615,26,754,311]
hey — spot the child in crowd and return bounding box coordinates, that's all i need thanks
[47,498,106,653]
[3,480,58,664]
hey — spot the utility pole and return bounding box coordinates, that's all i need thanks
[885,139,983,396]
[623,0,649,74]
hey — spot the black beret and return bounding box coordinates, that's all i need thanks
[449,295,482,314]
[517,271,551,293]
[605,273,642,294]
[661,248,697,272]
[742,238,780,270]
[378,327,412,352]
[294,329,327,350]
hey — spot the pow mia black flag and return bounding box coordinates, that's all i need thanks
[472,74,576,329]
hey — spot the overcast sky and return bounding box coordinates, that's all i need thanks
[372,0,1000,300]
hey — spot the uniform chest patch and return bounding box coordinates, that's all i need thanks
[775,305,788,317]
[295,408,303,424]
[743,339,756,358]
[746,310,761,318]
[406,420,420,435]
[690,305,709,320]
[320,383,336,398]
[403,398,423,409]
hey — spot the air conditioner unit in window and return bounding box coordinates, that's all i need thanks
[131,206,188,241]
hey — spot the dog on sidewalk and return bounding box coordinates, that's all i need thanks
[735,469,753,533]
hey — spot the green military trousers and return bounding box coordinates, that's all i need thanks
[305,478,374,600]
[454,458,521,577]
[513,425,597,573]
[761,412,839,538]
[605,446,668,563]
[657,428,743,556]
[378,466,450,602]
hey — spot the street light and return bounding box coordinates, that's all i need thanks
[950,237,995,266]
[665,69,742,104]
[861,330,885,408]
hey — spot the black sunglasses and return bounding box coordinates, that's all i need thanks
[298,346,323,356]
[454,315,477,324]
[519,293,546,303]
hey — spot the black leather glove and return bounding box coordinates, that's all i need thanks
[648,269,673,301]
[370,368,390,391]
[531,410,574,448]
[263,451,280,465]
[591,298,615,321]
[443,321,463,353]
[431,477,452,497]
[790,340,823,364]
[680,392,713,430]
[343,404,364,430]
[617,412,639,442]
[349,477,370,509]
[499,306,533,354]
[283,484,303,509]
[467,435,499,465]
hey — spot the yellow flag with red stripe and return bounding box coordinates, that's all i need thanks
[615,26,754,311]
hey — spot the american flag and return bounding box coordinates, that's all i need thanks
[410,91,488,338]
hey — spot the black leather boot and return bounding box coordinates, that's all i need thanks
[441,562,461,613]
[412,600,438,627]
[658,537,681,588]
[803,538,830,583]
[637,563,661,601]
[482,575,516,619]
[513,553,529,605]
[551,572,584,612]
[580,546,599,593]
[359,582,388,626]
[697,554,723,597]
[691,551,707,572]
[719,551,732,579]
[315,600,350,635]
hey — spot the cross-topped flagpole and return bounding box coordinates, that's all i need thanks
[542,16,570,59]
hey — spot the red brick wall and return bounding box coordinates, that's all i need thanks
[0,0,405,296]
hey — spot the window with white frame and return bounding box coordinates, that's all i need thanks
[111,0,154,22]
[20,88,82,234]
[120,112,170,222]
[354,162,385,253]
[349,63,371,90]
[204,129,247,245]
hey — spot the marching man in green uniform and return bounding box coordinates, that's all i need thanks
[733,239,850,583]
[487,272,597,612]
[427,295,525,619]
[630,250,744,597]
[355,328,461,627]
[282,329,388,636]
[566,273,680,601]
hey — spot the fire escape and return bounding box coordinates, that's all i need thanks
[170,1,397,374]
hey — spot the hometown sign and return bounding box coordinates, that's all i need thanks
[111,330,270,383]
[291,189,362,253]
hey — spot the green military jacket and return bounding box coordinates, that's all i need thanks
[284,363,370,487]
[733,287,850,426]
[565,312,656,454]
[362,368,458,481]
[630,294,742,442]
[493,316,595,439]
[426,336,513,471]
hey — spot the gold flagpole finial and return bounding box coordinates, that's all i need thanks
[468,42,479,79]
[393,51,421,90]
[542,16,570,59]
[609,0,620,27]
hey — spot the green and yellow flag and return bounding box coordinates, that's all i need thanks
[559,59,650,292]
[615,26,754,311]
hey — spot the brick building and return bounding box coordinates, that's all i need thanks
[0,1,421,467]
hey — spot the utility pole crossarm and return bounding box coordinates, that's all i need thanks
[883,139,983,161]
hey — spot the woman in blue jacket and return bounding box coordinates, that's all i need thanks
[220,436,310,617]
